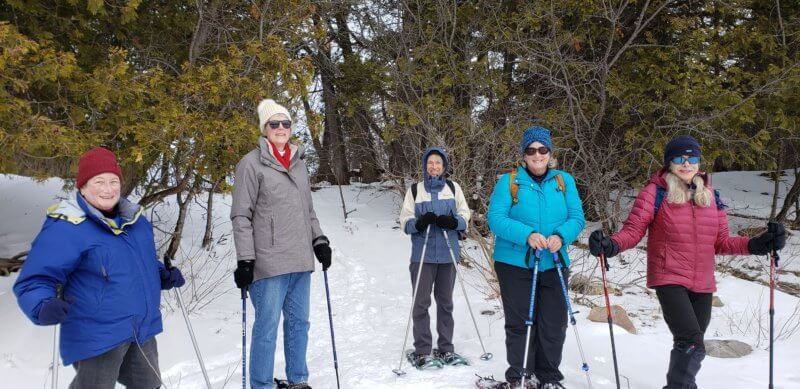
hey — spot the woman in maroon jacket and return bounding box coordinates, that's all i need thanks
[589,135,786,389]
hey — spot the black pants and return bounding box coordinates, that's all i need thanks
[496,261,568,384]
[656,285,712,389]
[409,262,457,355]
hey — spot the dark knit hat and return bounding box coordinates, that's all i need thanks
[663,135,701,165]
[76,147,123,188]
[520,126,553,154]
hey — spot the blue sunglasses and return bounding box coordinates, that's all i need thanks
[670,156,701,165]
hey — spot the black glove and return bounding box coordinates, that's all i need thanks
[38,297,71,325]
[589,229,620,258]
[415,212,437,232]
[748,223,787,255]
[436,215,458,230]
[314,242,332,271]
[234,260,255,289]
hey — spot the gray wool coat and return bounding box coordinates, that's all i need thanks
[230,137,328,281]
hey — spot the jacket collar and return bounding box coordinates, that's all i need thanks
[47,193,142,235]
[258,136,304,172]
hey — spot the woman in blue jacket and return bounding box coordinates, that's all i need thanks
[13,147,184,389]
[487,127,586,388]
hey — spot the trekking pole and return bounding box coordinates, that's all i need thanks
[520,248,541,389]
[163,256,212,389]
[767,221,780,389]
[554,253,593,389]
[241,286,248,389]
[51,283,63,389]
[598,232,621,389]
[393,225,432,376]
[441,230,492,361]
[323,270,342,389]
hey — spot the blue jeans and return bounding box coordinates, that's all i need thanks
[249,272,311,389]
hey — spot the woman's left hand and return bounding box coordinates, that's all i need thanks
[546,235,563,253]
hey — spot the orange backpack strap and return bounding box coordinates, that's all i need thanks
[555,173,566,195]
[509,170,519,205]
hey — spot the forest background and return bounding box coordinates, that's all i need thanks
[3,0,800,257]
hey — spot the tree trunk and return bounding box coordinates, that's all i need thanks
[165,179,199,260]
[776,168,800,222]
[201,180,219,249]
[770,144,784,219]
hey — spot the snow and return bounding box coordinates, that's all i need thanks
[1,172,799,388]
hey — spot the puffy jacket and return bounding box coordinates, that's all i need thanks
[231,137,328,281]
[488,166,586,272]
[399,147,471,263]
[611,169,750,293]
[14,194,164,365]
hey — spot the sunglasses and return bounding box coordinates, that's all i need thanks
[524,146,550,156]
[267,120,292,130]
[670,156,701,165]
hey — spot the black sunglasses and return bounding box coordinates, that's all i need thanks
[267,120,292,130]
[524,146,550,156]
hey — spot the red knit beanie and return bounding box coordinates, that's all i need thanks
[76,147,123,188]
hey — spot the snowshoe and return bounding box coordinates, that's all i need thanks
[475,374,539,389]
[406,349,444,370]
[274,378,312,389]
[475,375,511,389]
[433,348,470,366]
[540,382,566,389]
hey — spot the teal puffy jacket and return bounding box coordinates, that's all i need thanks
[488,166,586,271]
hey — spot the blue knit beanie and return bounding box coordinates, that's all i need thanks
[663,135,701,165]
[520,126,553,154]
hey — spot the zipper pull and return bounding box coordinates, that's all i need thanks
[101,265,109,281]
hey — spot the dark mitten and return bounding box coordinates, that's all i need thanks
[234,260,255,289]
[38,297,71,325]
[749,223,787,255]
[436,215,458,230]
[314,242,332,271]
[589,229,620,258]
[415,212,437,232]
[160,267,185,290]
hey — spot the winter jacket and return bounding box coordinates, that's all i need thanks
[13,194,164,365]
[610,169,750,293]
[399,147,471,263]
[488,166,586,272]
[231,137,327,281]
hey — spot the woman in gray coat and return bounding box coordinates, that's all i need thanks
[230,99,332,389]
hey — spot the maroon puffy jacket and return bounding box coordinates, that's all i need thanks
[611,169,750,293]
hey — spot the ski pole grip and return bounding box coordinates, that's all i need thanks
[163,255,173,270]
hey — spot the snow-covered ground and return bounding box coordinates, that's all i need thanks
[1,171,798,388]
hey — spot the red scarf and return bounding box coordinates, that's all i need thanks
[268,140,291,170]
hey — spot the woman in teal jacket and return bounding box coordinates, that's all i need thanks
[487,126,586,388]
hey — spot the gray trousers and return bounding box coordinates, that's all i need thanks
[69,338,161,389]
[409,262,456,355]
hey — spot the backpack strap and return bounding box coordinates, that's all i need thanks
[509,170,519,205]
[653,185,666,219]
[714,189,727,209]
[554,173,566,197]
[446,179,456,195]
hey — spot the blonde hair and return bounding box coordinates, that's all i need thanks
[665,172,712,207]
